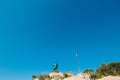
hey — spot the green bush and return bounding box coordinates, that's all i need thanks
[84,62,120,79]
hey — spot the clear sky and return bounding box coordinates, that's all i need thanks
[0,0,120,80]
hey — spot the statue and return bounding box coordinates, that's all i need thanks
[53,63,58,72]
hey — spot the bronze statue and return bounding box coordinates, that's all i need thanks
[53,63,58,72]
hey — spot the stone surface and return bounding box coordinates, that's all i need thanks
[33,78,39,80]
[98,76,120,80]
[49,72,64,80]
[63,73,90,80]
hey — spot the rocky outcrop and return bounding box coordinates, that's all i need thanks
[49,72,64,80]
[32,72,120,80]
[33,78,39,80]
[63,73,90,80]
[98,76,120,80]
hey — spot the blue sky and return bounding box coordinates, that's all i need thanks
[0,0,120,80]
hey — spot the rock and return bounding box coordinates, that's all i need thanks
[33,78,39,80]
[98,76,120,80]
[63,73,90,80]
[49,72,64,80]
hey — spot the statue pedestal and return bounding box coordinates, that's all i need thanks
[49,72,64,80]
[53,69,59,73]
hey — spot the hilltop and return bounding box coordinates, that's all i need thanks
[32,62,120,80]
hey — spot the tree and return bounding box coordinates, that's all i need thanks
[107,62,120,76]
[96,63,108,78]
[96,62,120,78]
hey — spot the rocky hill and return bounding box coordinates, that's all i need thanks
[32,72,120,80]
[32,62,120,80]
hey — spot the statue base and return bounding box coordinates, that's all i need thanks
[53,69,59,73]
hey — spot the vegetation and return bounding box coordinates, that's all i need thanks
[32,74,51,80]
[84,62,120,79]
[63,72,73,78]
[83,69,97,80]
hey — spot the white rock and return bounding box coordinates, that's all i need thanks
[33,78,39,80]
[49,72,64,79]
[98,76,120,80]
[63,73,90,80]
